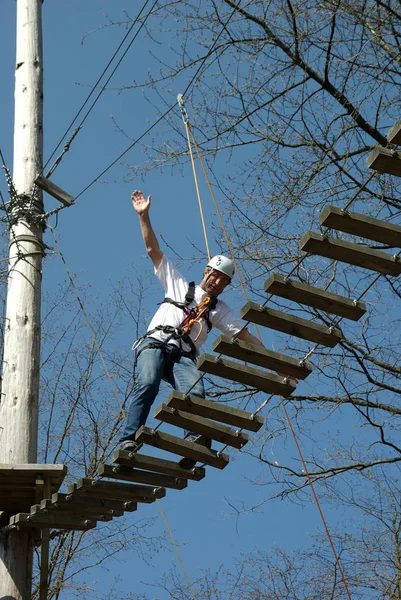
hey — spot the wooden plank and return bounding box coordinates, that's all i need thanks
[264,272,366,321]
[111,451,206,481]
[0,464,66,484]
[166,391,264,432]
[135,426,230,470]
[319,205,401,248]
[212,335,312,380]
[241,302,342,348]
[300,231,401,277]
[39,498,124,518]
[31,502,115,522]
[366,146,401,177]
[387,121,401,145]
[34,176,74,206]
[98,463,188,490]
[198,353,298,394]
[68,478,166,502]
[52,492,138,513]
[154,404,249,449]
[10,512,96,530]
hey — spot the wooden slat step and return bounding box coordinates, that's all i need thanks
[212,335,312,380]
[264,273,366,321]
[68,478,166,503]
[240,302,342,348]
[10,512,96,530]
[31,501,115,522]
[154,404,249,449]
[98,463,188,490]
[387,121,401,145]
[367,146,401,177]
[300,231,401,276]
[39,498,124,518]
[135,426,229,470]
[166,391,264,432]
[52,492,138,513]
[198,353,297,395]
[319,205,401,248]
[111,451,206,482]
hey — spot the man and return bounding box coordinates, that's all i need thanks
[120,190,262,467]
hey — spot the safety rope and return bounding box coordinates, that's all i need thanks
[177,96,352,599]
[156,500,198,600]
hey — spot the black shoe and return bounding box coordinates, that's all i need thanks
[119,440,140,453]
[179,435,212,469]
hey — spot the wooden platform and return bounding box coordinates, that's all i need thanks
[197,354,297,395]
[240,302,342,347]
[264,273,366,321]
[166,391,264,432]
[0,464,67,513]
[135,426,230,470]
[366,146,401,177]
[154,404,249,449]
[319,206,401,248]
[300,231,401,276]
[387,121,401,145]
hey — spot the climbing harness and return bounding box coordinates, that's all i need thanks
[133,281,218,362]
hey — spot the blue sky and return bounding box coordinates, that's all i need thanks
[0,2,353,597]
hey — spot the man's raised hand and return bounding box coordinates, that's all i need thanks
[131,190,151,215]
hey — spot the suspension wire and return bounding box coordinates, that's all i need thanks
[73,1,240,202]
[43,0,156,175]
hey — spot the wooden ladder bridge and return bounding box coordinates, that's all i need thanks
[2,119,401,591]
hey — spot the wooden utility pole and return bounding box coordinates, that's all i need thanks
[0,0,44,597]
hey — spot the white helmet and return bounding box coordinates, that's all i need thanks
[207,255,235,280]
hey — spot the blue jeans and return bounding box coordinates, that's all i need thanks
[120,338,205,443]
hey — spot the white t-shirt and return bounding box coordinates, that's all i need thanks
[145,254,245,354]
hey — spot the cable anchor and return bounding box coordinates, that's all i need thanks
[177,94,189,124]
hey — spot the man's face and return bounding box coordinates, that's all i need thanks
[200,268,231,297]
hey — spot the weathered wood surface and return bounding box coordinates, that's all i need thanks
[154,404,249,449]
[198,354,297,394]
[300,231,401,276]
[166,391,264,432]
[213,335,312,380]
[112,450,206,481]
[135,426,230,470]
[0,464,67,512]
[366,146,401,177]
[387,121,401,145]
[10,512,96,530]
[240,302,342,348]
[264,273,366,321]
[52,492,138,512]
[98,463,188,490]
[68,478,166,502]
[319,205,401,248]
[32,501,117,521]
[34,176,74,206]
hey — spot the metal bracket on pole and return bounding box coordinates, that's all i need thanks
[177,94,189,124]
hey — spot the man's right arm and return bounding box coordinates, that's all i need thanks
[132,190,163,269]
